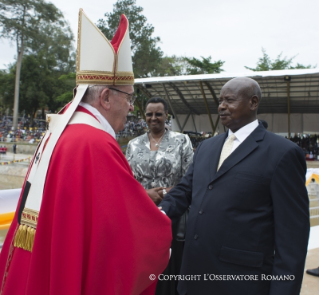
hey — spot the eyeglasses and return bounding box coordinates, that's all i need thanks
[109,87,136,106]
[145,112,165,118]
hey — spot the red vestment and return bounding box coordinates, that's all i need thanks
[0,109,172,295]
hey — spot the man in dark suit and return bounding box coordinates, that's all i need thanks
[160,77,309,295]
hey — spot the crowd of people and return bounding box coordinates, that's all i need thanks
[0,116,45,143]
[2,116,319,160]
[290,134,319,160]
[2,114,319,158]
[117,118,148,137]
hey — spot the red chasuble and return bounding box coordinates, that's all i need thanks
[0,110,172,295]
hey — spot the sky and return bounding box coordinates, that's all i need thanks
[1,0,318,73]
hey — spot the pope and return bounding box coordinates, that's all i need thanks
[0,9,171,295]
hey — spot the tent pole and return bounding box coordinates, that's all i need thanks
[213,116,220,136]
[285,76,291,139]
[135,85,152,121]
[191,114,198,133]
[134,96,145,121]
[199,81,214,132]
[162,84,182,132]
[181,112,191,132]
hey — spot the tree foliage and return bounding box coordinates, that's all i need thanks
[55,73,76,106]
[0,0,73,127]
[154,55,224,77]
[154,56,187,76]
[183,56,224,75]
[245,48,315,71]
[0,0,67,54]
[97,0,163,78]
[0,68,15,114]
[1,52,75,121]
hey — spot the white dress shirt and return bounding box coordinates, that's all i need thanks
[79,102,116,139]
[227,119,259,154]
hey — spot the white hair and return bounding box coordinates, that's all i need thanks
[81,85,125,105]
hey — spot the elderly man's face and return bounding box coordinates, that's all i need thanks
[218,80,256,133]
[108,85,134,133]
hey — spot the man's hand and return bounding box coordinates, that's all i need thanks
[146,187,164,205]
[158,186,174,198]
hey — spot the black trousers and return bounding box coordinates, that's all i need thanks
[155,221,184,295]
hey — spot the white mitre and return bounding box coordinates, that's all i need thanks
[77,9,134,85]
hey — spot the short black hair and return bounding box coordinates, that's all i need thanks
[146,97,168,112]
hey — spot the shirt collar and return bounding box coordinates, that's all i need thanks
[79,102,116,139]
[228,119,259,143]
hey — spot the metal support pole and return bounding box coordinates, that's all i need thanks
[286,77,291,139]
[134,97,145,120]
[199,81,214,132]
[181,112,191,132]
[212,116,220,136]
[162,84,182,132]
[170,83,199,115]
[135,85,153,120]
[191,114,198,133]
[204,81,219,106]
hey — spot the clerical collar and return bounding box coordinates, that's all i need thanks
[79,102,116,139]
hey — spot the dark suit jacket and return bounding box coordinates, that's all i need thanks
[160,124,309,295]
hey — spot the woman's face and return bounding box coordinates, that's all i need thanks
[145,103,167,133]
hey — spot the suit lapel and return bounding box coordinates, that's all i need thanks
[210,125,266,183]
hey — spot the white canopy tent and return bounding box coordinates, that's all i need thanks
[135,69,319,136]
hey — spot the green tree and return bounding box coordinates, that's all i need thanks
[0,19,75,120]
[0,68,14,106]
[97,0,163,78]
[183,56,224,75]
[0,0,71,129]
[155,55,225,77]
[0,69,15,117]
[245,48,315,71]
[32,25,75,113]
[1,52,75,122]
[19,55,48,119]
[55,73,76,107]
[154,55,187,77]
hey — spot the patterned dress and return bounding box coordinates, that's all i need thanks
[126,130,194,189]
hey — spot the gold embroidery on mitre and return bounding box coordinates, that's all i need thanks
[76,73,115,85]
[114,76,135,85]
[76,72,134,85]
[13,208,38,252]
[114,71,135,85]
[116,70,135,77]
[114,72,134,85]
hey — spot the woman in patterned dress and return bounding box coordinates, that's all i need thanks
[126,97,193,295]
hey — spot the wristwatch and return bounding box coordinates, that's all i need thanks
[162,188,167,195]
